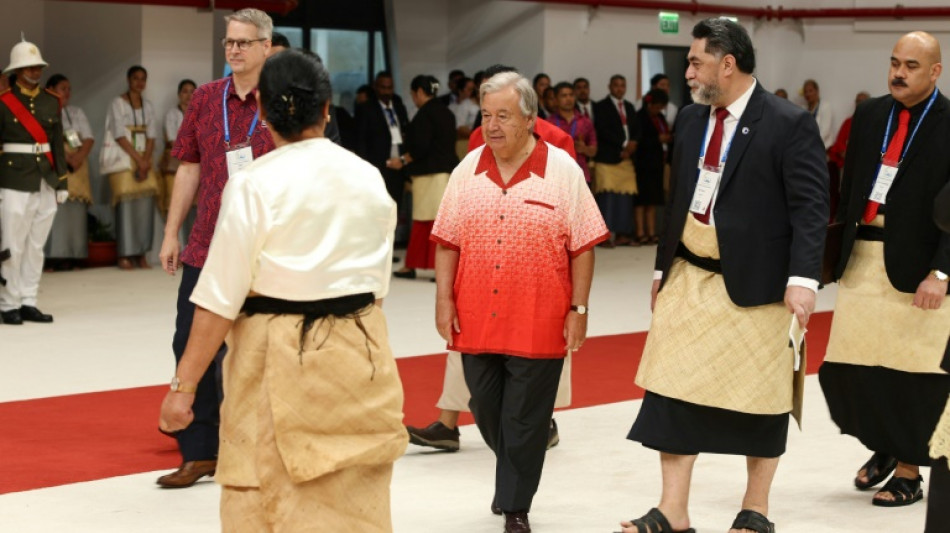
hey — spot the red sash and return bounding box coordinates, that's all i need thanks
[0,90,55,166]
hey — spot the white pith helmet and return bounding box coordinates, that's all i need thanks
[3,34,48,75]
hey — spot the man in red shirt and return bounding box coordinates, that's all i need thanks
[432,72,607,533]
[156,8,276,488]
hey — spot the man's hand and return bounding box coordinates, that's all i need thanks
[914,275,948,310]
[435,297,460,343]
[650,279,661,312]
[55,190,69,204]
[159,234,181,275]
[784,285,816,327]
[563,310,587,351]
[158,390,195,433]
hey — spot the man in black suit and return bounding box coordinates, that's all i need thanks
[593,74,639,246]
[938,182,950,232]
[820,31,950,509]
[620,19,827,533]
[356,71,410,241]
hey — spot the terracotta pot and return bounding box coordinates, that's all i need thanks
[86,241,117,268]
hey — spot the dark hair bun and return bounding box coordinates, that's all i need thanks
[259,49,332,139]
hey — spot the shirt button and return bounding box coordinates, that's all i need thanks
[502,190,507,195]
[496,239,501,244]
[495,265,500,270]
[499,215,505,220]
[491,312,496,318]
[493,289,498,294]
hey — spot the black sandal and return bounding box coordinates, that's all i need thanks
[616,507,695,533]
[872,474,924,507]
[854,452,897,490]
[730,510,775,533]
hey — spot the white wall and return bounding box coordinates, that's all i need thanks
[390,0,449,115]
[447,2,546,81]
[0,0,45,57]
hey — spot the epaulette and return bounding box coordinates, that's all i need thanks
[44,88,63,111]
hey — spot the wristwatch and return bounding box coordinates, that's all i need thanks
[932,269,949,282]
[570,304,588,315]
[170,376,197,394]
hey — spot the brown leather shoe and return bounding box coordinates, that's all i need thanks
[504,512,530,533]
[156,460,217,488]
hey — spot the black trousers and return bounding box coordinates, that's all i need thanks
[462,353,563,513]
[926,457,950,533]
[172,264,226,462]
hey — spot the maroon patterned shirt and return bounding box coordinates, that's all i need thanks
[172,76,275,268]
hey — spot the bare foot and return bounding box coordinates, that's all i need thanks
[137,255,152,269]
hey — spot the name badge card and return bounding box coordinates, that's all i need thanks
[132,131,147,153]
[226,142,254,177]
[65,130,82,149]
[690,165,721,215]
[869,164,898,204]
[389,123,403,146]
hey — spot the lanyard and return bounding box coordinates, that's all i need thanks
[879,88,938,163]
[63,107,72,128]
[698,109,739,167]
[222,78,260,149]
[553,114,579,138]
[126,93,144,128]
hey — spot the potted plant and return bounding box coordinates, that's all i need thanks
[86,213,117,268]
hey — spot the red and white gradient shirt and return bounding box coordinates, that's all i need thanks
[431,139,609,359]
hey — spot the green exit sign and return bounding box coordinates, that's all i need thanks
[659,12,679,34]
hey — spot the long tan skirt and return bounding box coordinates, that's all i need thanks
[593,159,637,195]
[932,395,950,461]
[411,172,450,221]
[218,306,408,532]
[63,143,92,204]
[636,214,795,415]
[436,350,572,411]
[107,159,159,206]
[825,217,950,374]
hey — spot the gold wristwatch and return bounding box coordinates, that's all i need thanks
[170,376,197,394]
[570,304,589,315]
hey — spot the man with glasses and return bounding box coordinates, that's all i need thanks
[156,7,275,489]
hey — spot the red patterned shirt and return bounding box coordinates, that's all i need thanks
[172,76,275,268]
[431,138,608,359]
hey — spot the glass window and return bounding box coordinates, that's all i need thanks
[274,26,303,48]
[312,29,369,113]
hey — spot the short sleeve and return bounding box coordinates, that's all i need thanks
[172,86,203,163]
[430,163,464,250]
[145,101,161,140]
[72,107,94,141]
[189,172,269,319]
[163,108,180,143]
[566,163,608,255]
[107,97,127,140]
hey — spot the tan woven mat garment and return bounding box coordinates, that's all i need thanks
[593,159,637,195]
[636,214,795,415]
[931,395,950,461]
[825,216,950,374]
[411,172,450,221]
[216,305,408,489]
[63,143,92,203]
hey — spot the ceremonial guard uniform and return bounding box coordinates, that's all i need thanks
[0,39,66,325]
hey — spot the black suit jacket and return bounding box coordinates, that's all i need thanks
[404,98,458,176]
[937,181,950,233]
[656,82,829,307]
[355,94,409,171]
[593,96,639,164]
[835,92,950,293]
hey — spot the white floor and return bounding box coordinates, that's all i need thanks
[0,246,928,532]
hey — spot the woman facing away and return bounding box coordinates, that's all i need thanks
[158,49,408,532]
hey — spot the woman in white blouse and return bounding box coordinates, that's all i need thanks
[159,50,407,531]
[101,65,160,270]
[43,74,94,269]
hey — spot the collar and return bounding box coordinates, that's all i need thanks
[610,95,626,108]
[475,133,548,189]
[379,99,394,110]
[715,78,757,121]
[227,76,258,101]
[16,82,40,98]
[896,88,936,115]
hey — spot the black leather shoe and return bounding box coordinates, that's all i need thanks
[1,309,23,325]
[20,306,53,323]
[393,269,417,279]
[504,511,530,533]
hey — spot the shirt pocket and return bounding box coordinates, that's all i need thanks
[524,199,556,210]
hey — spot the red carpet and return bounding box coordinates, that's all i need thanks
[0,312,833,495]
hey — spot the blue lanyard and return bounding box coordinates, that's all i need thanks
[222,78,260,148]
[553,114,579,138]
[879,88,938,163]
[698,109,739,167]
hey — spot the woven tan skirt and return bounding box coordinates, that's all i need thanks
[107,156,158,205]
[931,395,950,461]
[825,217,950,374]
[594,159,637,195]
[636,214,794,415]
[217,305,408,531]
[411,172,450,221]
[63,143,92,204]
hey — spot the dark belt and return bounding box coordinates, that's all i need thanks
[241,292,374,318]
[856,225,884,242]
[675,242,722,274]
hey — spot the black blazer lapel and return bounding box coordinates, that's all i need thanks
[719,84,765,194]
[678,105,708,204]
[894,93,946,182]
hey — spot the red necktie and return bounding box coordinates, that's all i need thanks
[863,109,910,223]
[617,100,626,125]
[695,107,730,224]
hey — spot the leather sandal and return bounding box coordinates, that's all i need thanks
[117,257,134,270]
[616,507,695,533]
[730,509,775,533]
[854,452,897,490]
[872,474,924,507]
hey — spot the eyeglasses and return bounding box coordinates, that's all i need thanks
[221,38,266,51]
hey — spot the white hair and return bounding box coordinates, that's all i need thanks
[224,8,274,40]
[479,71,537,118]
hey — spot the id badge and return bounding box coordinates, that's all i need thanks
[389,124,403,145]
[226,143,254,177]
[132,131,147,153]
[65,129,82,149]
[869,164,898,204]
[690,166,721,214]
